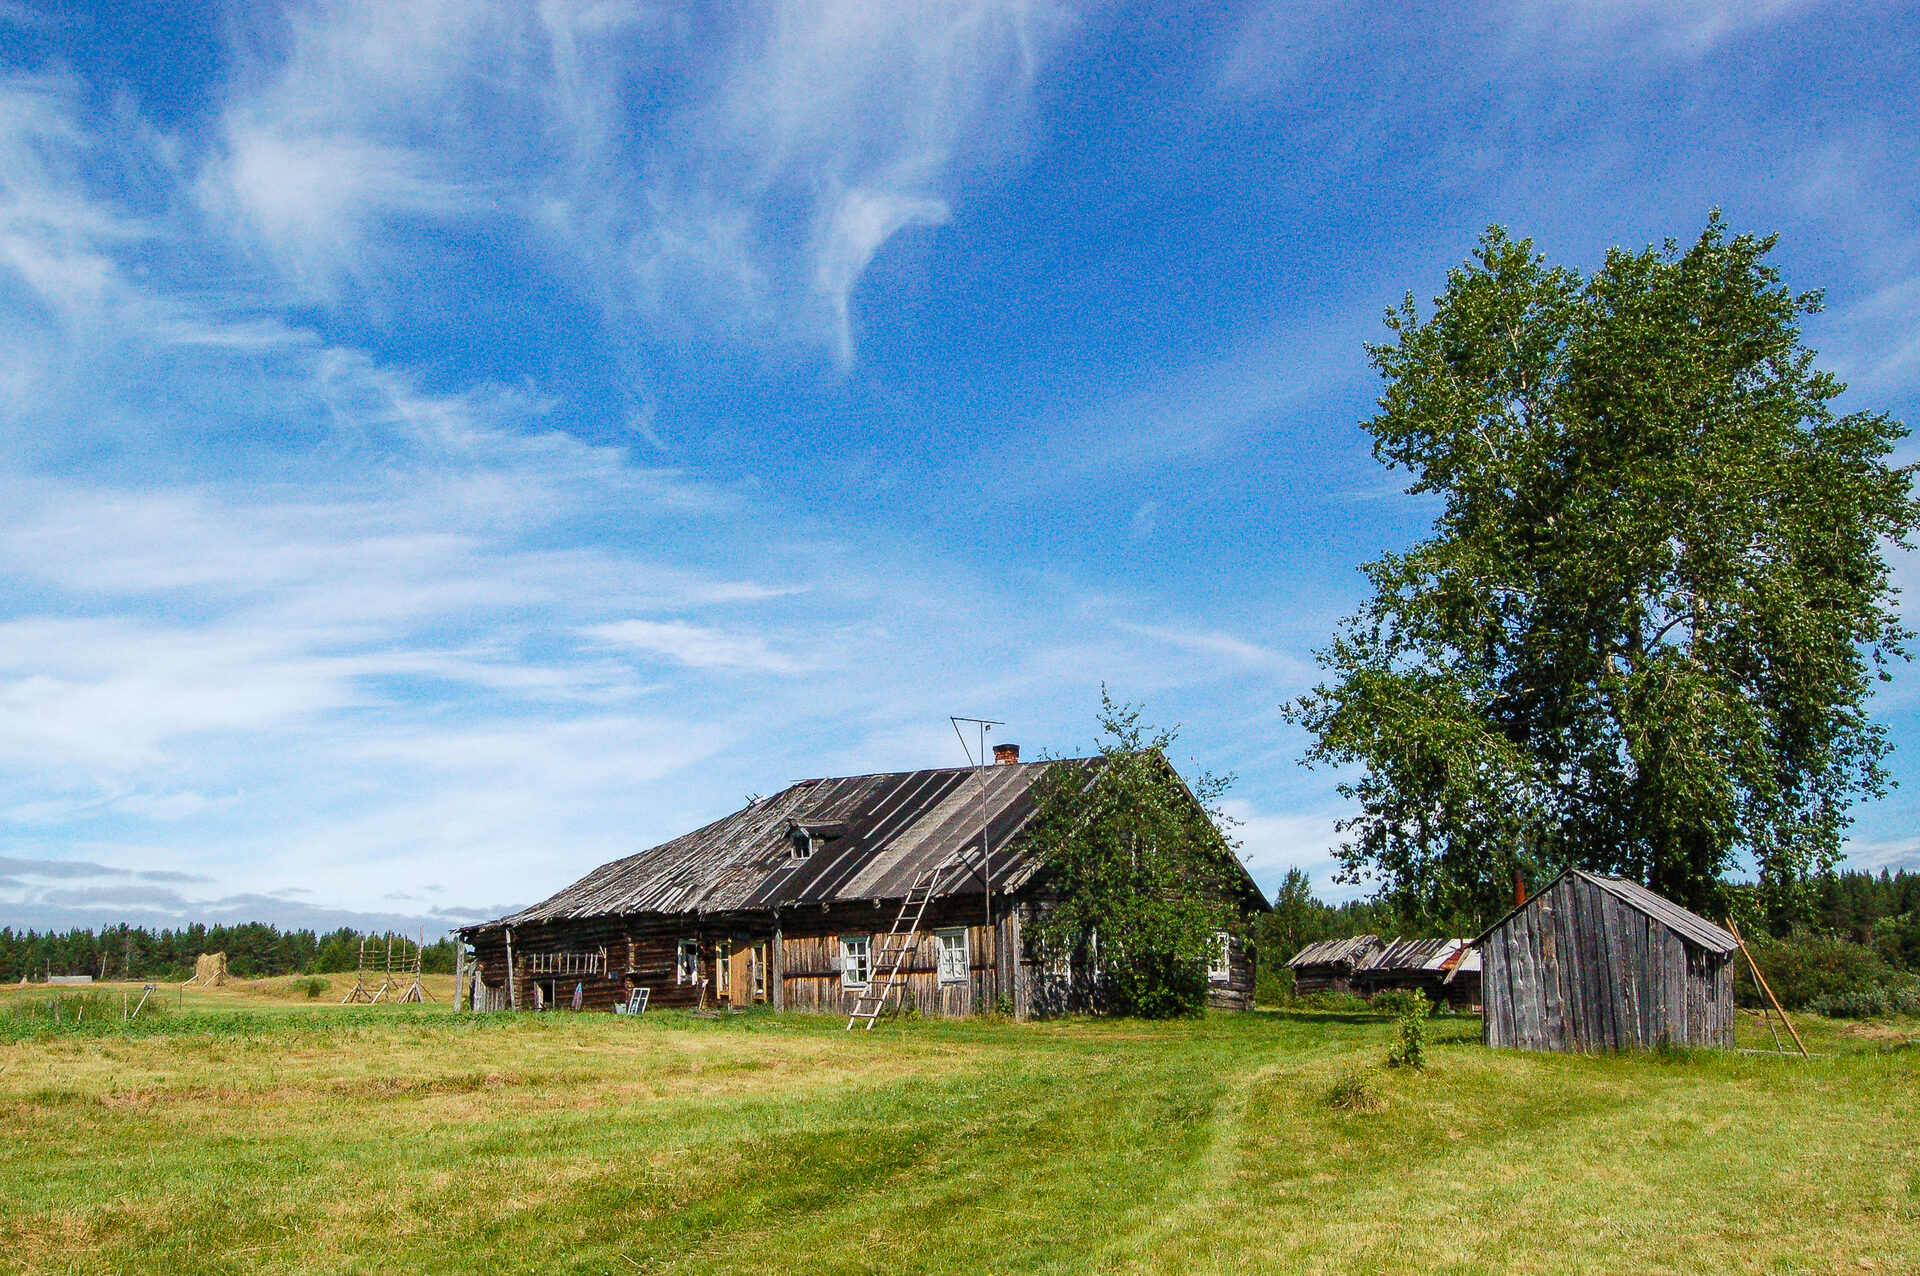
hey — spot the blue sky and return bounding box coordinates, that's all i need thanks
[3,0,1919,935]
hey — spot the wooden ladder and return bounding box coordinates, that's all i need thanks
[846,866,945,1031]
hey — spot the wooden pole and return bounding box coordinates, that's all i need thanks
[505,928,519,1012]
[1728,919,1808,1059]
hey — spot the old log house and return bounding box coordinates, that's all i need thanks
[1352,938,1482,1010]
[1285,935,1384,995]
[457,748,1268,1019]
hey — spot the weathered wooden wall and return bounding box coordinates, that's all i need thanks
[1482,875,1733,1052]
[464,889,1259,1020]
[1207,935,1255,1012]
[1353,965,1479,1010]
[1290,967,1353,996]
[776,900,1003,1017]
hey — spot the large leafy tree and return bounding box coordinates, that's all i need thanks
[1024,694,1248,1018]
[1288,216,1919,924]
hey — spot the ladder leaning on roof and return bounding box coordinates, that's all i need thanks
[846,861,951,1031]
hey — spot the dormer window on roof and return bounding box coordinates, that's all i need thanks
[787,820,848,861]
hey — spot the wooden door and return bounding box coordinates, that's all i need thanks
[728,941,751,1008]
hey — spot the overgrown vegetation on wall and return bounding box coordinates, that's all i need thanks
[1024,693,1245,1019]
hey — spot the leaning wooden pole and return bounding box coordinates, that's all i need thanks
[1728,919,1809,1059]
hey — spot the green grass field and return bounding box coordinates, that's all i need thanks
[2,984,1915,1275]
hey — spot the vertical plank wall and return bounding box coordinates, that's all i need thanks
[1482,875,1732,1052]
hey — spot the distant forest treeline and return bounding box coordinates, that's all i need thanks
[0,922,458,983]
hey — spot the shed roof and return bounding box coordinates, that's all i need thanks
[1287,935,1383,969]
[1357,937,1469,973]
[1473,869,1738,954]
[464,755,1267,933]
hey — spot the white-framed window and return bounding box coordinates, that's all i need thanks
[936,928,970,984]
[717,937,732,995]
[676,938,699,985]
[1209,931,1233,983]
[839,935,871,987]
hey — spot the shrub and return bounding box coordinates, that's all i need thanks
[1327,1069,1387,1113]
[1253,963,1295,1007]
[1292,990,1370,1013]
[1104,949,1212,1019]
[1371,988,1431,1018]
[1807,982,1920,1019]
[293,975,332,1000]
[1736,933,1898,1009]
[1386,1008,1428,1071]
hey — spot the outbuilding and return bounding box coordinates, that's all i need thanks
[1475,869,1738,1052]
[1286,935,1382,995]
[1353,937,1481,1010]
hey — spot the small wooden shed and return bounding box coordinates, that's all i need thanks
[1475,869,1738,1052]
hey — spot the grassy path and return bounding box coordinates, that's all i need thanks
[0,1003,1914,1274]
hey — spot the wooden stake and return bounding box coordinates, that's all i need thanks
[1757,1002,1786,1054]
[1728,919,1808,1059]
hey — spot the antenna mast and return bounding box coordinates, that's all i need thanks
[950,716,1004,935]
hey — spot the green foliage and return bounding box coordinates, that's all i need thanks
[1289,215,1919,925]
[1371,987,1431,1019]
[1736,932,1902,1009]
[0,988,171,1033]
[293,975,333,1000]
[1025,692,1248,1019]
[1381,989,1431,1069]
[1808,983,1920,1019]
[1292,990,1371,1013]
[1386,1011,1428,1071]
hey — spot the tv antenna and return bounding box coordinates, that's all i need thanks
[950,716,1004,933]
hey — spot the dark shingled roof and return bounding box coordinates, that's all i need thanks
[467,755,1274,934]
[1473,869,1739,954]
[466,753,1272,935]
[467,758,1089,932]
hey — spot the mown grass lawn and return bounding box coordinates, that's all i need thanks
[1,992,1915,1275]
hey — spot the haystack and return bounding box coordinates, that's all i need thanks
[185,951,230,987]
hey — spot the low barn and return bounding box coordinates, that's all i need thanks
[456,750,1269,1020]
[1286,936,1382,995]
[1353,938,1481,1010]
[1475,869,1738,1052]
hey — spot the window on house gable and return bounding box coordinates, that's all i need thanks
[676,938,699,985]
[936,928,969,984]
[1209,932,1232,983]
[840,935,871,987]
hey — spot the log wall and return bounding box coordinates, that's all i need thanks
[463,890,1259,1020]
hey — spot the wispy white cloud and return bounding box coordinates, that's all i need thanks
[1217,798,1353,900]
[196,0,1071,360]
[1115,621,1311,683]
[584,619,805,673]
